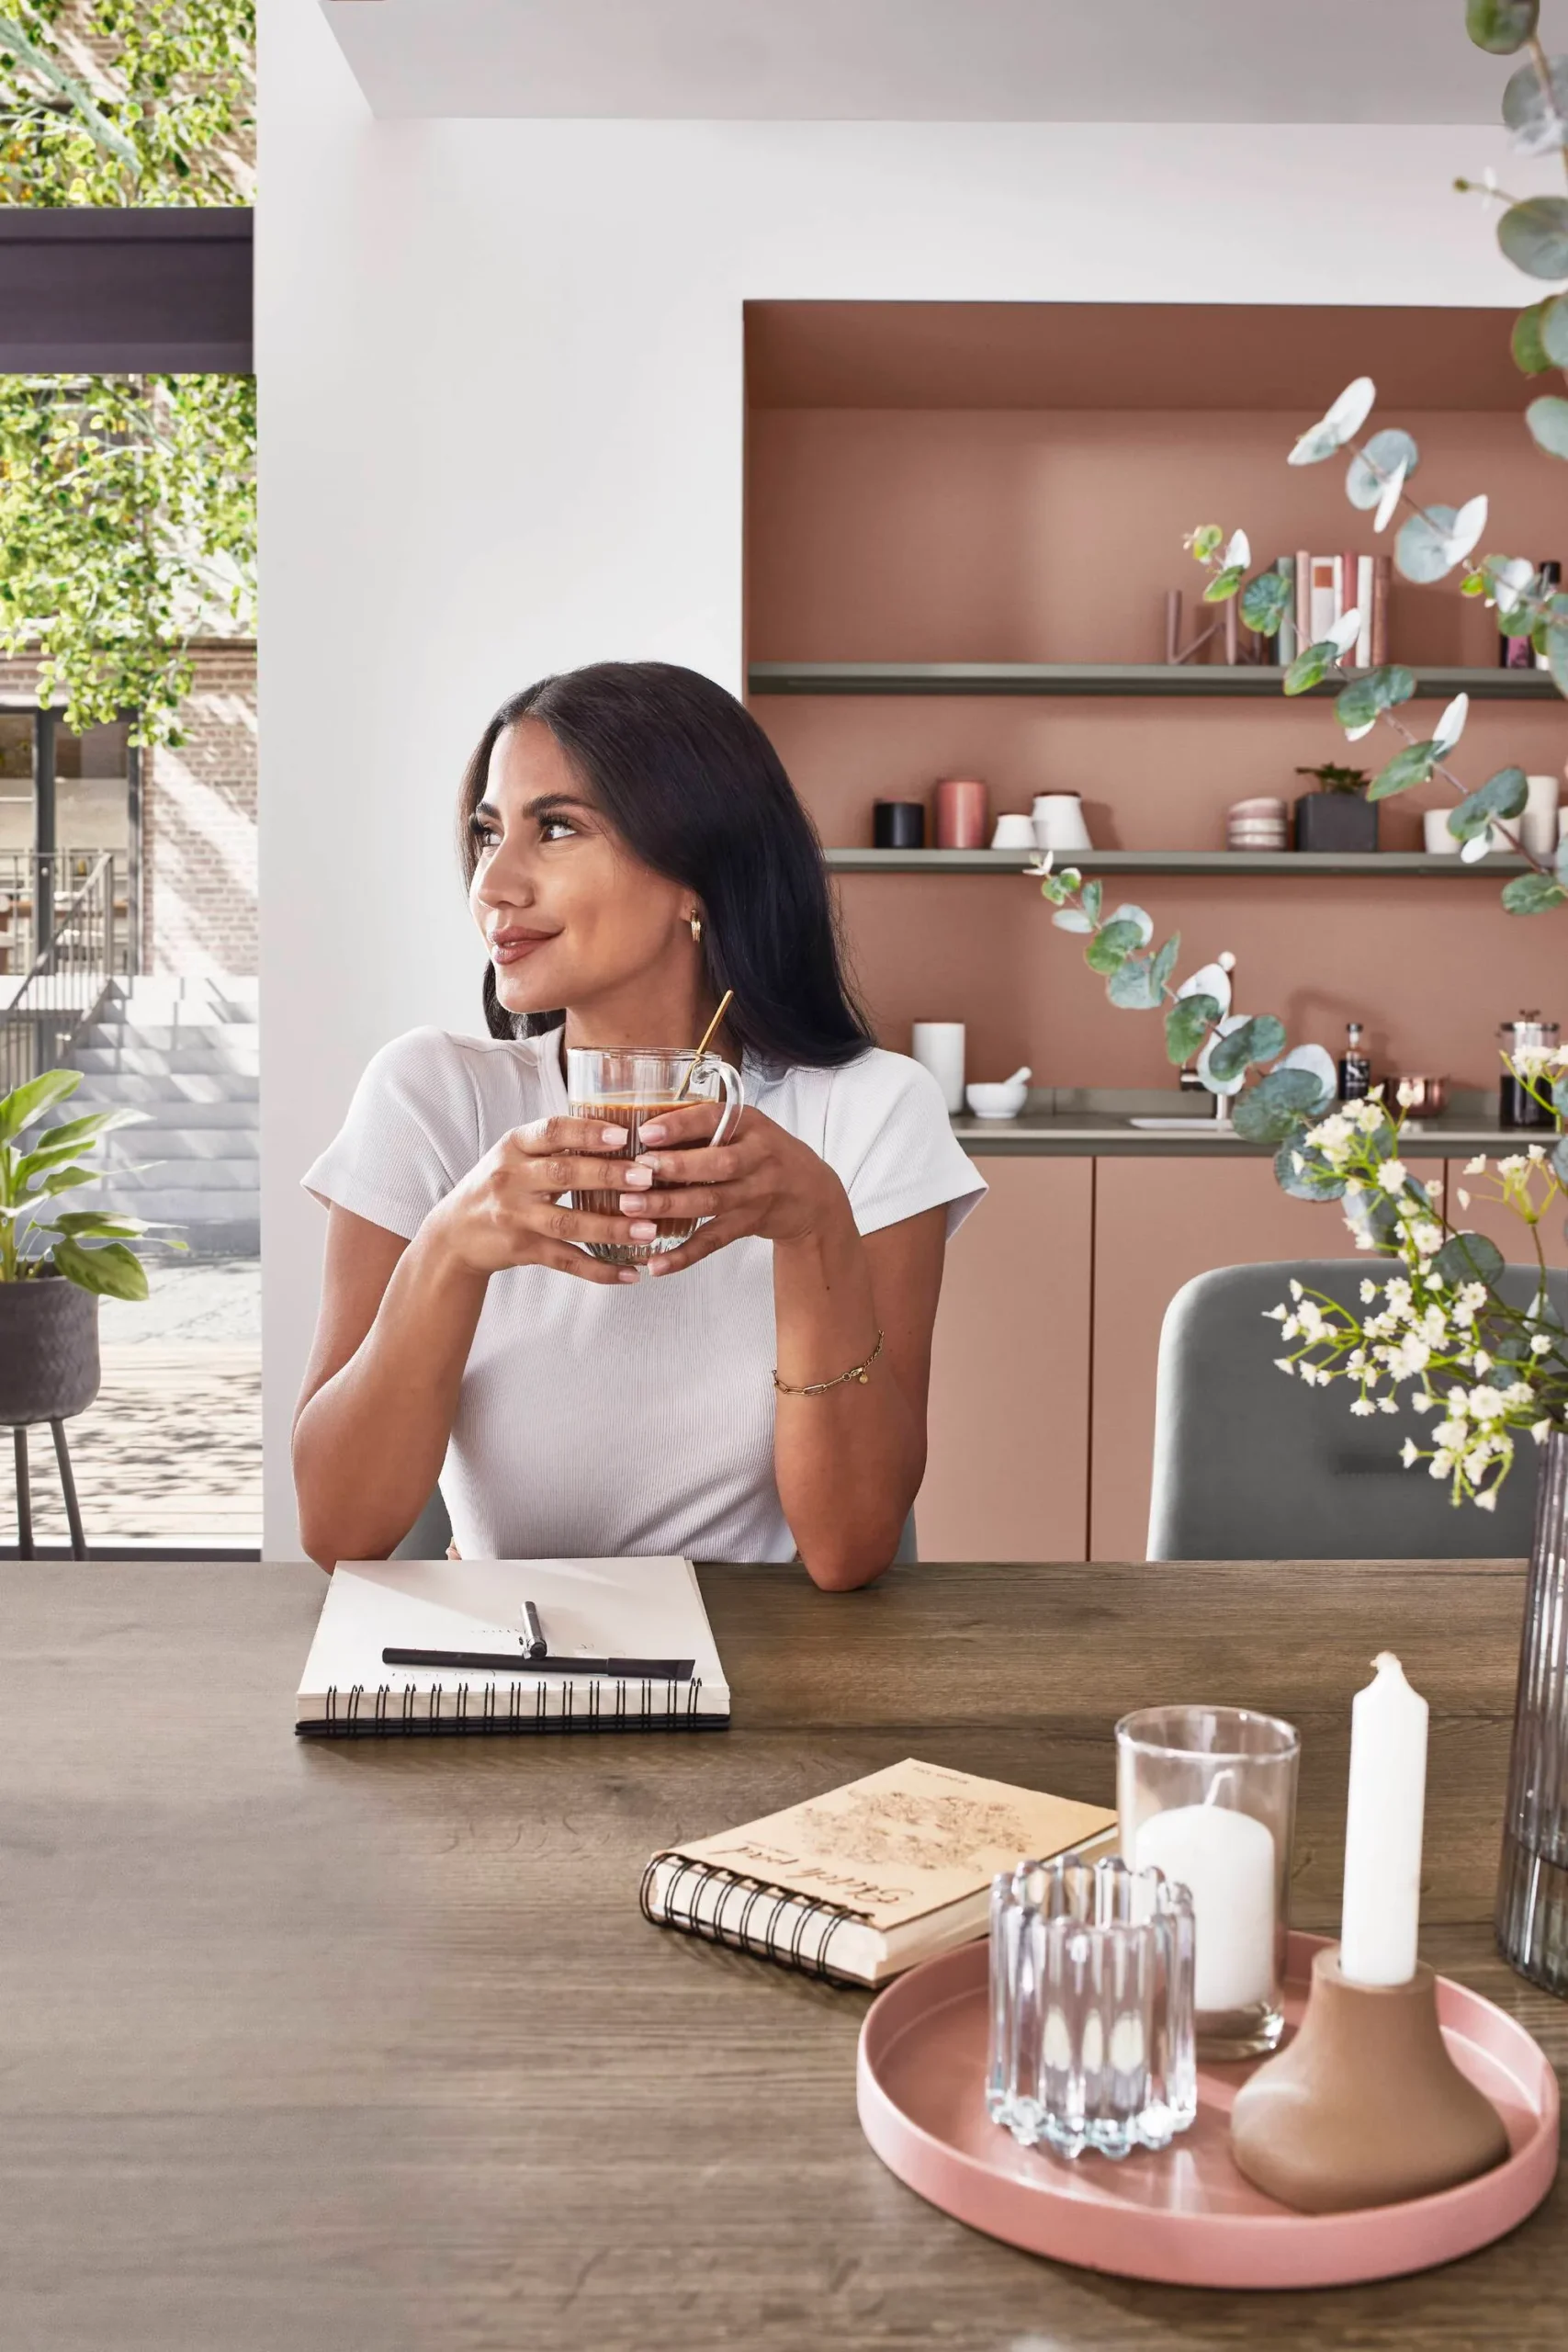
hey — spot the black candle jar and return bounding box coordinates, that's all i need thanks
[873,801,926,850]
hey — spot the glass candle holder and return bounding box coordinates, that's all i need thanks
[987,1853,1196,2162]
[1116,1705,1299,2061]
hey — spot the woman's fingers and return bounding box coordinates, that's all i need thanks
[645,1214,746,1275]
[634,1102,735,1149]
[634,1141,755,1188]
[532,1239,635,1285]
[619,1182,755,1225]
[513,1114,634,1156]
[513,1153,651,1195]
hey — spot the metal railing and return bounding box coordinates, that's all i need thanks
[0,851,129,1095]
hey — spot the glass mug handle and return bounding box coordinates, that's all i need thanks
[693,1053,745,1144]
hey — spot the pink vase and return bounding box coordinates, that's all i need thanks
[933,778,988,850]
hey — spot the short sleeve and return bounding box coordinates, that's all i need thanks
[824,1052,987,1240]
[301,1028,481,1240]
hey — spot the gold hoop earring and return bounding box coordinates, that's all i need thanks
[688,912,703,944]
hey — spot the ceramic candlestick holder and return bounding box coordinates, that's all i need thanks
[1229,1945,1510,2213]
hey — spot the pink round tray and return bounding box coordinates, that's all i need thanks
[857,1930,1558,2290]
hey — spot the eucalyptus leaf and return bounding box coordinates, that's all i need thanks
[1284,641,1336,695]
[1546,622,1568,695]
[1396,500,1487,585]
[1528,394,1568,458]
[1554,1136,1568,1183]
[1052,907,1095,934]
[1468,0,1540,50]
[1107,902,1154,947]
[1086,919,1145,974]
[0,1068,81,1146]
[1149,934,1180,1000]
[1369,741,1439,800]
[1334,664,1416,731]
[1504,52,1568,153]
[1540,295,1568,367]
[1208,1014,1289,1083]
[1233,1068,1333,1143]
[1346,429,1419,510]
[1499,195,1568,278]
[1288,378,1376,466]
[1434,1230,1506,1289]
[1203,565,1245,604]
[1190,525,1224,561]
[1274,1136,1348,1202]
[1107,951,1165,1011]
[1501,870,1568,911]
[1239,569,1292,636]
[1081,878,1103,924]
[1344,1190,1403,1252]
[1165,991,1221,1066]
[48,1238,150,1301]
[1450,766,1529,842]
[1514,300,1555,372]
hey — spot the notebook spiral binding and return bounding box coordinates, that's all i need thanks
[300,1673,723,1739]
[639,1850,863,1984]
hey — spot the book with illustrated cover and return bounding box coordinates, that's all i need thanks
[641,1756,1116,1986]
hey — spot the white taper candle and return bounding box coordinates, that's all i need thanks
[1339,1651,1428,1986]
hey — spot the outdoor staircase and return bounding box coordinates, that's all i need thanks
[65,976,260,1257]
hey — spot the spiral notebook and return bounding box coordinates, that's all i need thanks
[296,1555,729,1736]
[641,1757,1116,1986]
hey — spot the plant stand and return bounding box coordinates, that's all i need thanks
[11,1420,88,1559]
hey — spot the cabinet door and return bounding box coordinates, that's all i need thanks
[918,1157,1092,1563]
[1089,1156,1442,1563]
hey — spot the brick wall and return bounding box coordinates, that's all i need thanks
[0,640,258,978]
[144,643,258,977]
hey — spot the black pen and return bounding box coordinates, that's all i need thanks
[382,1645,694,1681]
[522,1600,547,1659]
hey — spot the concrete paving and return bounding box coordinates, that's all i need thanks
[17,1260,262,1553]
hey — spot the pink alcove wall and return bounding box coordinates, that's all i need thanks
[746,399,1568,1093]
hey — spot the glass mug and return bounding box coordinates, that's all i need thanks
[566,1046,745,1265]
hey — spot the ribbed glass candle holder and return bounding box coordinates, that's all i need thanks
[1496,1429,1568,1992]
[987,1852,1197,2163]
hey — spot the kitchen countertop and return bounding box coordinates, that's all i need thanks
[950,1089,1551,1157]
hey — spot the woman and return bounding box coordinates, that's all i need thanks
[294,662,984,1589]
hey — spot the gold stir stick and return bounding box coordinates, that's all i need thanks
[672,988,735,1102]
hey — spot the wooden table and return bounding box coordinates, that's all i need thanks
[2,1559,1562,2352]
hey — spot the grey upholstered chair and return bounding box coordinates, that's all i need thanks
[1146,1259,1567,1562]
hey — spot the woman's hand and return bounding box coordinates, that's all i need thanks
[624,1102,850,1273]
[423,1114,651,1285]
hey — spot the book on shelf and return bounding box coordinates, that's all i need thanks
[1273,554,1297,663]
[641,1756,1117,1987]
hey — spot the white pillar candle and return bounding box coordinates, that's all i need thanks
[1134,1800,1276,2013]
[911,1022,965,1114]
[1339,1651,1428,1986]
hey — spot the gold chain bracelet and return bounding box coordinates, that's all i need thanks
[773,1329,885,1397]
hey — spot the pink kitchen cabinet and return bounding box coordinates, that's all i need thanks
[917,1156,1093,1563]
[1089,1155,1444,1564]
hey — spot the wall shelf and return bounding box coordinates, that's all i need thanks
[751,662,1559,700]
[826,848,1533,876]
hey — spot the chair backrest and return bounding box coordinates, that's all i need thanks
[1146,1259,1567,1563]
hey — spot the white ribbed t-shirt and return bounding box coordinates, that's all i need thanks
[302,1028,986,1563]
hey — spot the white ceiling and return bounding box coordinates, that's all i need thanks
[321,0,1505,123]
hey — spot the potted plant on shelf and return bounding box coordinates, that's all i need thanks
[1293,763,1377,854]
[0,1069,178,1429]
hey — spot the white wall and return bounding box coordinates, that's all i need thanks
[258,0,1517,1554]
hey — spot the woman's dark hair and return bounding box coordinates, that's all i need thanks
[457,660,873,1069]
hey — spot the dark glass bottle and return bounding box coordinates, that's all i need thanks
[1500,1014,1561,1128]
[1338,1021,1371,1102]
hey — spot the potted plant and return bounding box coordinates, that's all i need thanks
[1293,763,1378,854]
[0,1068,178,1428]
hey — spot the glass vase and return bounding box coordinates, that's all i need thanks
[1496,1429,1568,1991]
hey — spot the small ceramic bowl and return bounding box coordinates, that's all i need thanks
[965,1080,1030,1120]
[991,813,1038,850]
